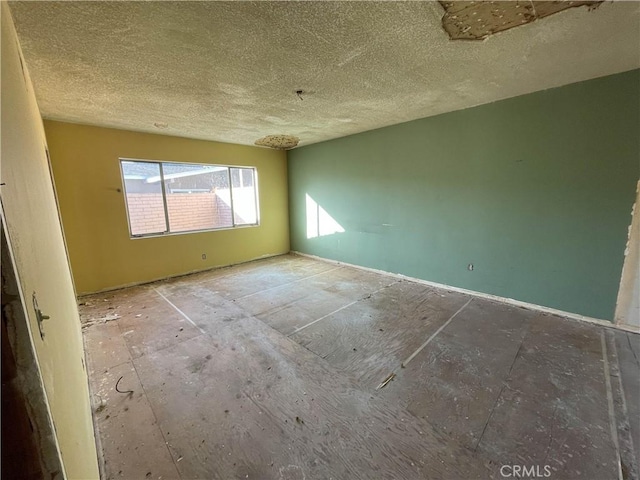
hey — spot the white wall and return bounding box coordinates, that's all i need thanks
[616,181,640,329]
[1,4,99,478]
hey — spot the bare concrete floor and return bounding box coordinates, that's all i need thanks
[80,254,639,480]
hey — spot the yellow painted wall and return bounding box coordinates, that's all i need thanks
[1,5,100,478]
[44,121,289,294]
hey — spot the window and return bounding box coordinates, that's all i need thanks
[120,159,259,237]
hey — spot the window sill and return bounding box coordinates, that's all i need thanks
[130,223,260,239]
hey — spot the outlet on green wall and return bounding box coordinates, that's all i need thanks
[288,69,640,320]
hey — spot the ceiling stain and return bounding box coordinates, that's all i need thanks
[255,135,300,150]
[440,1,603,40]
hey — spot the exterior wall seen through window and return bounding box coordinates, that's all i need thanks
[120,159,259,237]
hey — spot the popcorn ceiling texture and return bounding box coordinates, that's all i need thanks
[255,135,300,150]
[440,1,603,40]
[9,1,640,148]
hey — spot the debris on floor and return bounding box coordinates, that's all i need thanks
[115,376,134,395]
[81,313,121,329]
[376,372,396,390]
[78,255,639,479]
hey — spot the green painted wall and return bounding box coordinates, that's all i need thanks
[289,70,640,321]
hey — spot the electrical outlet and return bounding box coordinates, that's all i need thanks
[468,263,474,271]
[202,253,207,260]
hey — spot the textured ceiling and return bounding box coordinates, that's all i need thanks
[439,1,603,40]
[8,1,640,148]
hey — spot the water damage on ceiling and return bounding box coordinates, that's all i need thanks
[255,135,300,150]
[440,0,603,40]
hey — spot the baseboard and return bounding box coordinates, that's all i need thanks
[77,252,288,297]
[290,251,640,334]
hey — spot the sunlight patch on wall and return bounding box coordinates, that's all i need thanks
[306,194,345,239]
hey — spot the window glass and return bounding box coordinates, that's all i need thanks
[162,163,232,232]
[121,161,167,236]
[120,160,258,237]
[230,167,258,225]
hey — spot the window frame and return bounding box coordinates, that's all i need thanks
[119,157,260,238]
